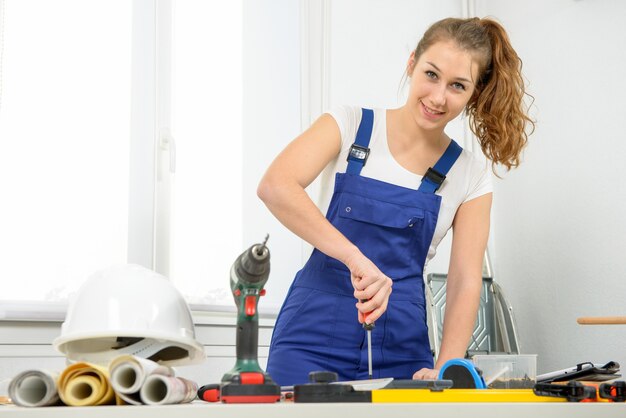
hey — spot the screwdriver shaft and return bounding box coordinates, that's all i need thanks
[367,329,373,379]
[360,299,375,379]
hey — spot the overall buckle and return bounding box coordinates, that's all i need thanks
[347,144,370,166]
[423,167,446,191]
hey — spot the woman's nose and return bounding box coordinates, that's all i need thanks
[430,85,447,107]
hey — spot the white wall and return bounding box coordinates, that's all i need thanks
[329,1,461,109]
[476,0,626,373]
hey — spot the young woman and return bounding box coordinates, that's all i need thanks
[257,17,533,386]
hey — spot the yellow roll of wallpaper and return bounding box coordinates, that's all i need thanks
[58,362,123,406]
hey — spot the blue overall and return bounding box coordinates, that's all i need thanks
[266,108,462,386]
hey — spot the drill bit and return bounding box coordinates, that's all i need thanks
[256,234,270,256]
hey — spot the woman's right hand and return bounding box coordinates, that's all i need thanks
[345,251,393,325]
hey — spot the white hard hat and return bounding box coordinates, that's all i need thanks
[53,264,205,366]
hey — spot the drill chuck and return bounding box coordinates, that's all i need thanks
[233,244,270,285]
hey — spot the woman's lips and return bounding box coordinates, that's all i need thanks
[421,101,445,119]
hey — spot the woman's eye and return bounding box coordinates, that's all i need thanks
[452,82,466,91]
[425,70,437,79]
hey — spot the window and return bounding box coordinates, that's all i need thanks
[0,0,299,317]
[166,0,243,307]
[0,0,131,303]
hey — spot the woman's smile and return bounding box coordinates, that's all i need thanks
[420,100,446,119]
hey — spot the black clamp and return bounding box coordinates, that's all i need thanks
[347,144,370,166]
[293,371,371,403]
[423,167,446,191]
[599,381,626,402]
[533,381,597,402]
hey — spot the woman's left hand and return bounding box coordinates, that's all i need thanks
[412,368,440,380]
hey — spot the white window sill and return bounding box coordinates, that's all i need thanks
[0,301,278,326]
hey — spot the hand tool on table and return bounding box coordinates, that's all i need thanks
[533,381,597,402]
[197,235,280,404]
[599,381,626,402]
[360,299,375,379]
[293,371,564,403]
[532,380,626,403]
[331,378,452,391]
[372,388,567,403]
[291,375,454,403]
[294,371,371,403]
[537,361,621,383]
[438,358,487,389]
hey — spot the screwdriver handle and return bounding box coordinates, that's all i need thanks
[360,299,375,330]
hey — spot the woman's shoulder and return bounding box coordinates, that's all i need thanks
[324,105,370,123]
[449,146,493,200]
[448,143,487,173]
[324,105,385,144]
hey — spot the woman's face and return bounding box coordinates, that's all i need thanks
[406,40,479,132]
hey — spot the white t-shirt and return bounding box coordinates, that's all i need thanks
[317,105,493,267]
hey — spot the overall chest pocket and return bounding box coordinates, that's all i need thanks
[326,193,425,278]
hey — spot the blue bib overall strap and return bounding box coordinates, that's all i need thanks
[346,108,374,175]
[418,139,463,193]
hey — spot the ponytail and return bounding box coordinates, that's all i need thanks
[468,19,535,172]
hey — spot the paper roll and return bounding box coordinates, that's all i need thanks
[58,362,122,406]
[8,370,62,407]
[140,375,197,405]
[109,355,173,405]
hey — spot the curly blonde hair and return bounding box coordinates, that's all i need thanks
[414,17,534,171]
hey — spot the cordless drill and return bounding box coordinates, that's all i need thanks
[209,235,280,403]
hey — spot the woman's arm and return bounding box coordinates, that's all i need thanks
[257,113,392,322]
[413,192,492,379]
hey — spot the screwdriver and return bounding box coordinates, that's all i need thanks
[360,300,375,379]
